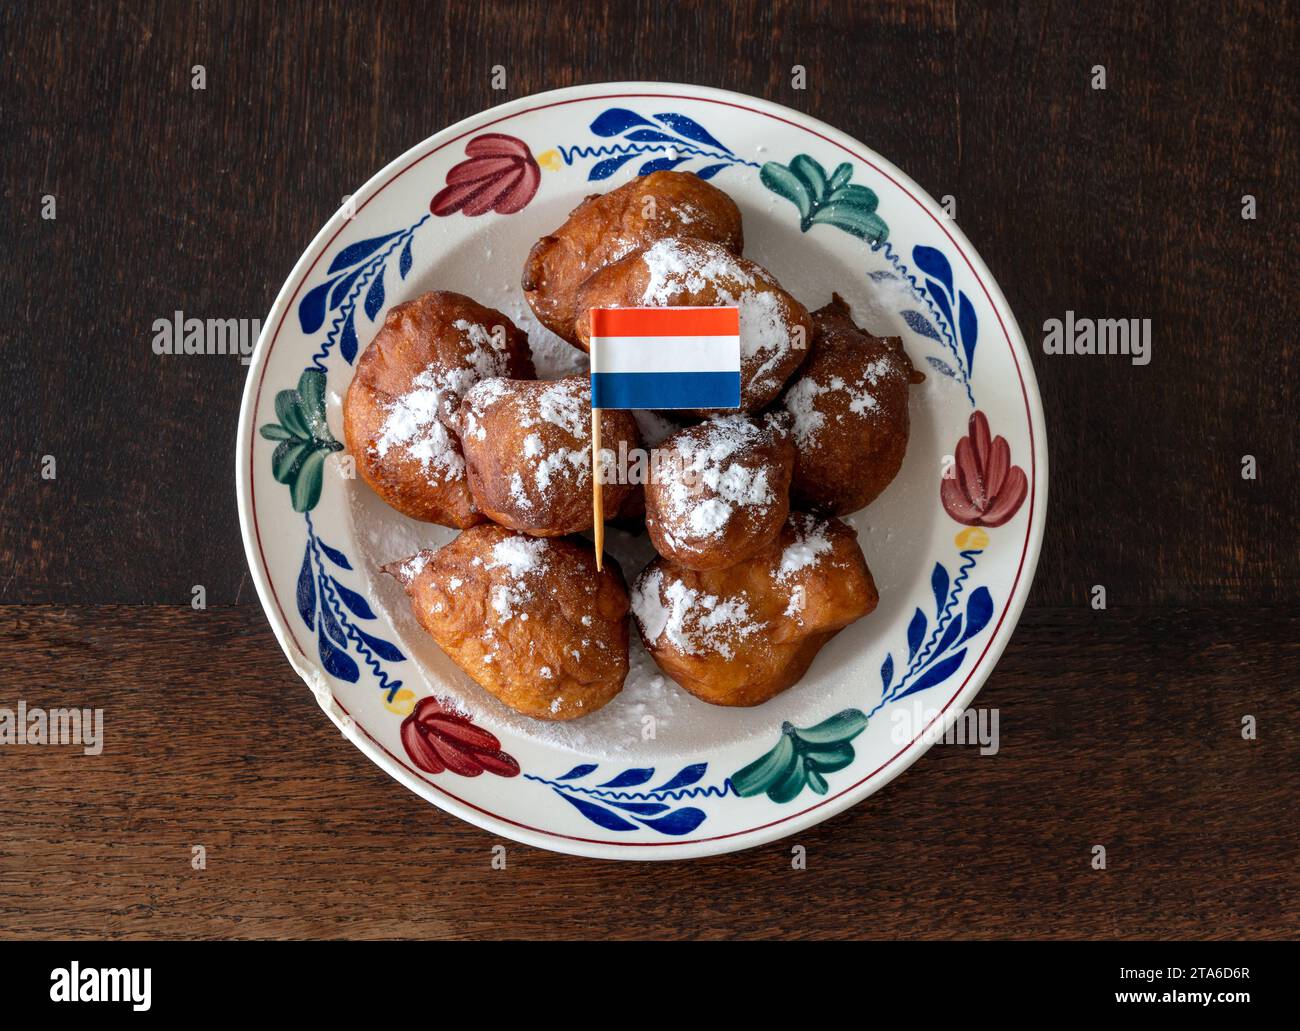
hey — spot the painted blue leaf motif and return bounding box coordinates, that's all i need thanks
[623,128,682,144]
[895,648,967,700]
[927,279,955,329]
[318,541,353,570]
[927,357,957,378]
[298,279,332,334]
[355,626,405,663]
[318,622,360,683]
[962,586,994,643]
[913,245,953,297]
[637,807,708,836]
[399,236,413,279]
[880,653,894,693]
[598,767,655,788]
[588,152,641,180]
[340,317,358,365]
[557,764,599,781]
[332,579,376,619]
[553,790,638,831]
[695,163,729,180]
[328,266,366,310]
[320,592,347,647]
[907,608,926,660]
[958,291,978,372]
[869,270,900,282]
[590,108,655,137]
[931,562,950,615]
[903,309,941,342]
[650,763,708,792]
[327,231,400,274]
[364,273,385,321]
[638,156,688,175]
[600,800,671,816]
[653,112,732,154]
[936,613,964,656]
[297,544,316,628]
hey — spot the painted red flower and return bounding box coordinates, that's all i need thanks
[941,410,1028,527]
[400,696,520,778]
[430,133,540,217]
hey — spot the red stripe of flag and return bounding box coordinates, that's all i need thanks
[589,307,740,338]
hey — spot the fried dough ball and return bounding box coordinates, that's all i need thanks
[644,413,794,571]
[522,171,743,343]
[778,294,923,516]
[631,514,877,706]
[574,238,812,411]
[456,375,642,536]
[385,525,629,720]
[344,291,535,526]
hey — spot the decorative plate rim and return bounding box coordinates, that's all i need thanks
[235,81,1049,860]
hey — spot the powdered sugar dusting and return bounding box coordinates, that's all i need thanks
[371,323,515,481]
[655,414,780,546]
[463,377,601,510]
[632,566,760,661]
[373,369,465,478]
[534,378,588,438]
[638,239,796,392]
[400,553,430,581]
[474,534,552,630]
[783,357,898,448]
[486,534,549,579]
[775,514,834,582]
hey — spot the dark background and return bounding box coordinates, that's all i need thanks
[0,0,1295,938]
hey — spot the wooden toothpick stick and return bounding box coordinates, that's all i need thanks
[591,408,604,571]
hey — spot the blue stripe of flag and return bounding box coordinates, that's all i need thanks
[591,371,741,410]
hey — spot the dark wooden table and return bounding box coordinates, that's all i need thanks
[1,0,1295,940]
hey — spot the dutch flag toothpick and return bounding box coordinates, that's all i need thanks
[587,306,742,570]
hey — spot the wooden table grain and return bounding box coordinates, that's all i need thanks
[0,0,1296,939]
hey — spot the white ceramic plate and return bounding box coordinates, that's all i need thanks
[236,82,1047,860]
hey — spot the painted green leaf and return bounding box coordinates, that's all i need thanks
[760,161,812,221]
[731,731,796,797]
[297,369,332,440]
[767,753,808,804]
[790,154,827,204]
[827,183,879,212]
[259,423,296,441]
[272,440,311,484]
[795,708,869,746]
[731,708,872,803]
[808,204,889,243]
[274,388,310,439]
[763,154,889,245]
[801,741,857,774]
[290,447,329,512]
